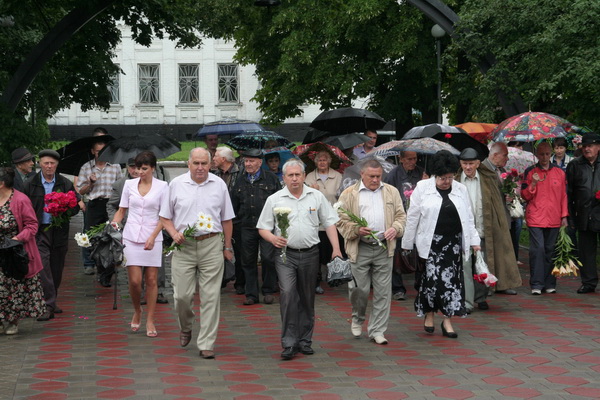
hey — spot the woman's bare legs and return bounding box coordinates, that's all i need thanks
[128,266,143,330]
[144,267,158,335]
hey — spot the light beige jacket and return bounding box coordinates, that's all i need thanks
[336,182,406,263]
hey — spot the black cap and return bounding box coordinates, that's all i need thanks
[459,148,479,161]
[12,147,34,164]
[581,133,600,146]
[127,157,136,166]
[241,148,263,159]
[38,149,60,161]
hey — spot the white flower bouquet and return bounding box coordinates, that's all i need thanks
[274,207,292,263]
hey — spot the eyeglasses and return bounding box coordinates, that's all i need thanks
[435,175,454,182]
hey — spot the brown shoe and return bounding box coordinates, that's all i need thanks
[179,330,192,347]
[199,350,215,359]
[243,298,256,305]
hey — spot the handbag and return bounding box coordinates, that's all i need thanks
[0,238,30,281]
[509,197,524,219]
[327,257,353,287]
[394,247,425,274]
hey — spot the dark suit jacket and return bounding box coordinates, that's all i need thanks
[13,170,36,192]
[21,172,80,246]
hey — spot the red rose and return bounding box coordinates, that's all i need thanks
[444,133,452,139]
[596,190,600,200]
[510,169,519,177]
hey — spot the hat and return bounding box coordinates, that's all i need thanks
[38,149,60,161]
[240,148,263,159]
[127,157,136,166]
[581,133,600,146]
[459,148,479,161]
[11,147,34,164]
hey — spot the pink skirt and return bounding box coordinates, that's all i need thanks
[123,238,162,267]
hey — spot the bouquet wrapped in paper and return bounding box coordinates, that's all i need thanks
[473,250,498,287]
[333,201,386,249]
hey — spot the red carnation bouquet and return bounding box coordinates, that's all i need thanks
[44,191,78,230]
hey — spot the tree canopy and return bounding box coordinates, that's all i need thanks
[0,0,208,161]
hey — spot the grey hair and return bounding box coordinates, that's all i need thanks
[282,158,306,175]
[359,158,383,172]
[216,146,235,162]
[189,147,212,163]
[489,141,508,156]
[314,151,332,162]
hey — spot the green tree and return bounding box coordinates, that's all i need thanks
[0,0,207,162]
[193,0,447,134]
[450,0,600,129]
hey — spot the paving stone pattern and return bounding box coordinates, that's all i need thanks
[2,216,600,399]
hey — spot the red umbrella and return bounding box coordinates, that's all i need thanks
[293,142,352,174]
[455,122,497,144]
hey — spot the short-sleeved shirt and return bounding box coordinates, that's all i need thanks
[120,177,169,243]
[256,186,339,249]
[159,171,235,233]
[77,160,123,200]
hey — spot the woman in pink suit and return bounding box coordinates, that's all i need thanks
[0,167,46,335]
[112,152,169,337]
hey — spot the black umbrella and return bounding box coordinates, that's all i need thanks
[310,107,386,134]
[98,134,181,164]
[56,135,115,176]
[403,124,489,160]
[323,133,371,151]
[226,131,294,151]
[196,118,265,137]
[302,129,331,144]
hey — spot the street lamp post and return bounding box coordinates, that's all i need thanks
[431,24,445,124]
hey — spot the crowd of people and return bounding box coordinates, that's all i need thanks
[1,127,599,363]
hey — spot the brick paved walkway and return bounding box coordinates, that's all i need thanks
[2,215,600,399]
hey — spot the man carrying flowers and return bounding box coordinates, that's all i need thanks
[336,159,406,346]
[22,149,80,321]
[257,159,341,361]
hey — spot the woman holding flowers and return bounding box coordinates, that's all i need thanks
[402,151,480,338]
[0,167,46,334]
[112,151,169,337]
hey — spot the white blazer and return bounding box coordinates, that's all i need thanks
[401,177,480,258]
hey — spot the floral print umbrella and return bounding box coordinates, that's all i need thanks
[293,142,352,174]
[491,112,573,142]
[491,145,538,175]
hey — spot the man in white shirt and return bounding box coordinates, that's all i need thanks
[160,148,235,359]
[257,159,341,360]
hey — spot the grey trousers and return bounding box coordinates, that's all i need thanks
[275,246,319,349]
[348,242,392,338]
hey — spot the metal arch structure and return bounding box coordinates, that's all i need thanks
[405,0,526,117]
[0,1,115,112]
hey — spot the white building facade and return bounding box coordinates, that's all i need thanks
[48,23,322,140]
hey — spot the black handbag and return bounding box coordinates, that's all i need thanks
[0,238,30,281]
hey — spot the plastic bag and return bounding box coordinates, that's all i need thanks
[509,197,524,219]
[473,251,498,287]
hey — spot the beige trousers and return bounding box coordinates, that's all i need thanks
[171,235,224,351]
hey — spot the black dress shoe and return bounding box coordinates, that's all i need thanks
[477,301,489,310]
[36,311,55,322]
[157,294,169,304]
[299,344,314,355]
[441,322,458,338]
[54,306,63,314]
[497,289,517,295]
[235,286,245,295]
[577,285,595,294]
[99,277,112,287]
[424,325,434,333]
[281,347,298,360]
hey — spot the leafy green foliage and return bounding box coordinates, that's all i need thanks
[451,0,600,129]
